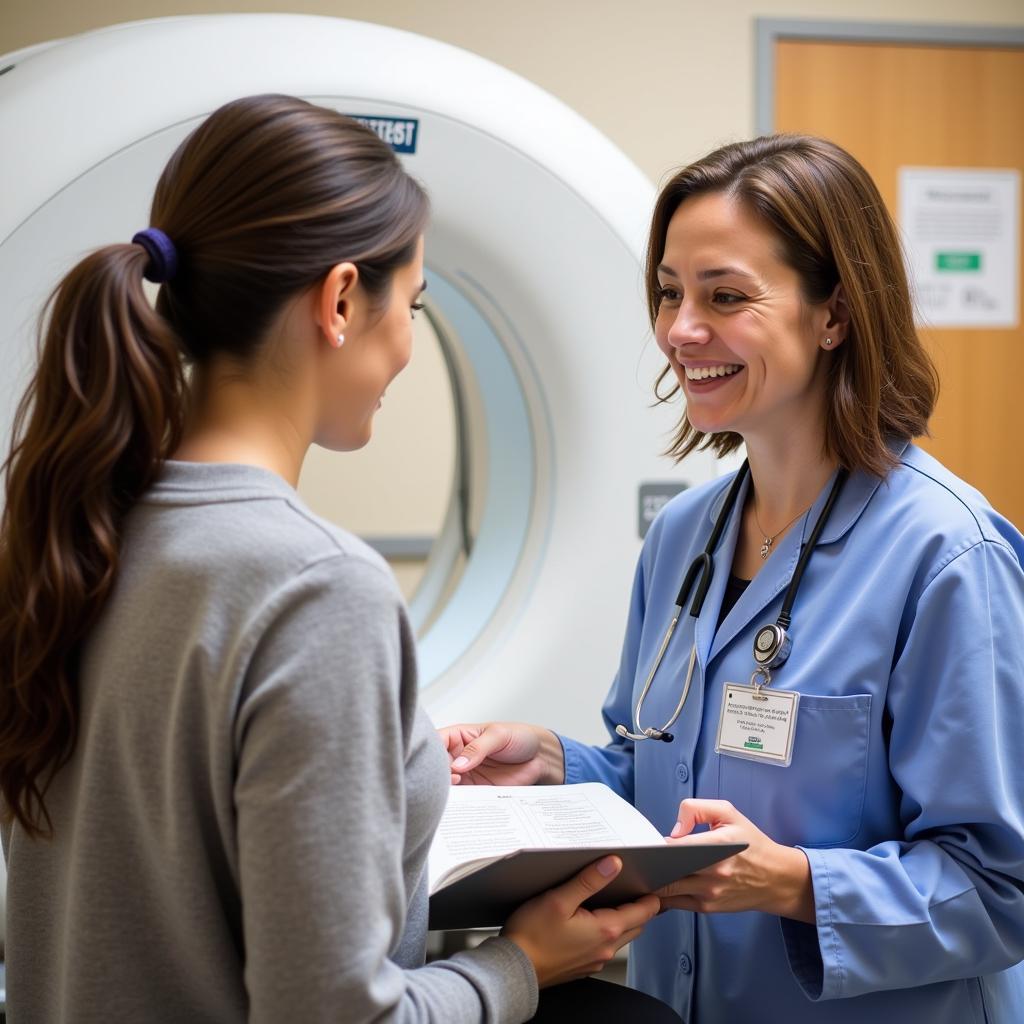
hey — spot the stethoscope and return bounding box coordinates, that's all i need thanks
[615,460,848,743]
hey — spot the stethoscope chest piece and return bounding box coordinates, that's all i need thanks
[753,623,791,670]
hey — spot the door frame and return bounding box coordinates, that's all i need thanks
[755,19,1024,135]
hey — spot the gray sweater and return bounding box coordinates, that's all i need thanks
[1,461,537,1023]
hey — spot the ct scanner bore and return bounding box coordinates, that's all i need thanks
[0,14,719,740]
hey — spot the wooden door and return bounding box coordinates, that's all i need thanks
[775,39,1024,526]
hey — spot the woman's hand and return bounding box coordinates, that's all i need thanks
[503,856,660,987]
[656,799,815,923]
[438,721,566,786]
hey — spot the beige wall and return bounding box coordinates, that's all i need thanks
[4,0,1024,184]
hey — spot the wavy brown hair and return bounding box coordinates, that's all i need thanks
[0,95,429,837]
[645,134,938,477]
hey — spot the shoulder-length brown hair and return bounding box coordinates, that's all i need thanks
[0,95,429,838]
[645,134,938,476]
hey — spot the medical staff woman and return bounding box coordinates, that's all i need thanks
[442,134,1024,1022]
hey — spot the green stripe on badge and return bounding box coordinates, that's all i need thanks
[936,251,982,271]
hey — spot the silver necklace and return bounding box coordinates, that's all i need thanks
[752,501,811,560]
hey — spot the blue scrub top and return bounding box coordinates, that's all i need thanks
[560,444,1024,1023]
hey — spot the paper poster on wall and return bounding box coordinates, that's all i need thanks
[898,167,1020,329]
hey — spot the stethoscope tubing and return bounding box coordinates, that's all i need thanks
[674,462,750,617]
[615,617,694,742]
[616,461,848,744]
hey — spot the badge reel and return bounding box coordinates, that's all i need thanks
[715,623,800,767]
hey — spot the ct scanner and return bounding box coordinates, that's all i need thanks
[0,14,723,948]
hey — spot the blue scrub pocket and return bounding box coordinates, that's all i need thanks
[717,692,872,848]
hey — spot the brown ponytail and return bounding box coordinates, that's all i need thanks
[0,95,429,837]
[0,246,185,836]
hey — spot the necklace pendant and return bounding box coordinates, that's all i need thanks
[760,538,771,560]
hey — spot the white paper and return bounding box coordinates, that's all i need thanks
[898,167,1020,328]
[428,783,664,892]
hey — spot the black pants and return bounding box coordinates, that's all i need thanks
[530,978,682,1022]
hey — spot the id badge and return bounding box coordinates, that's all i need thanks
[715,682,799,767]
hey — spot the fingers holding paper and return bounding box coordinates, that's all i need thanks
[656,798,815,922]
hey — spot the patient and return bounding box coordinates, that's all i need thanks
[0,94,672,1022]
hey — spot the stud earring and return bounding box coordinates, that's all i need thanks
[824,337,833,347]
[336,333,345,347]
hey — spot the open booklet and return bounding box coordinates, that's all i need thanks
[428,782,745,930]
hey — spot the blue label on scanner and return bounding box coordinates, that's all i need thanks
[348,115,419,154]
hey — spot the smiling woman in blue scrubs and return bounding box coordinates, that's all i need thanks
[441,135,1024,1023]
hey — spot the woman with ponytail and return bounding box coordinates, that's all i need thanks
[0,95,661,1023]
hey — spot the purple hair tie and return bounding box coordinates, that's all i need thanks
[131,227,178,284]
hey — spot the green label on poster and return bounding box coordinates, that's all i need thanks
[936,251,982,272]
